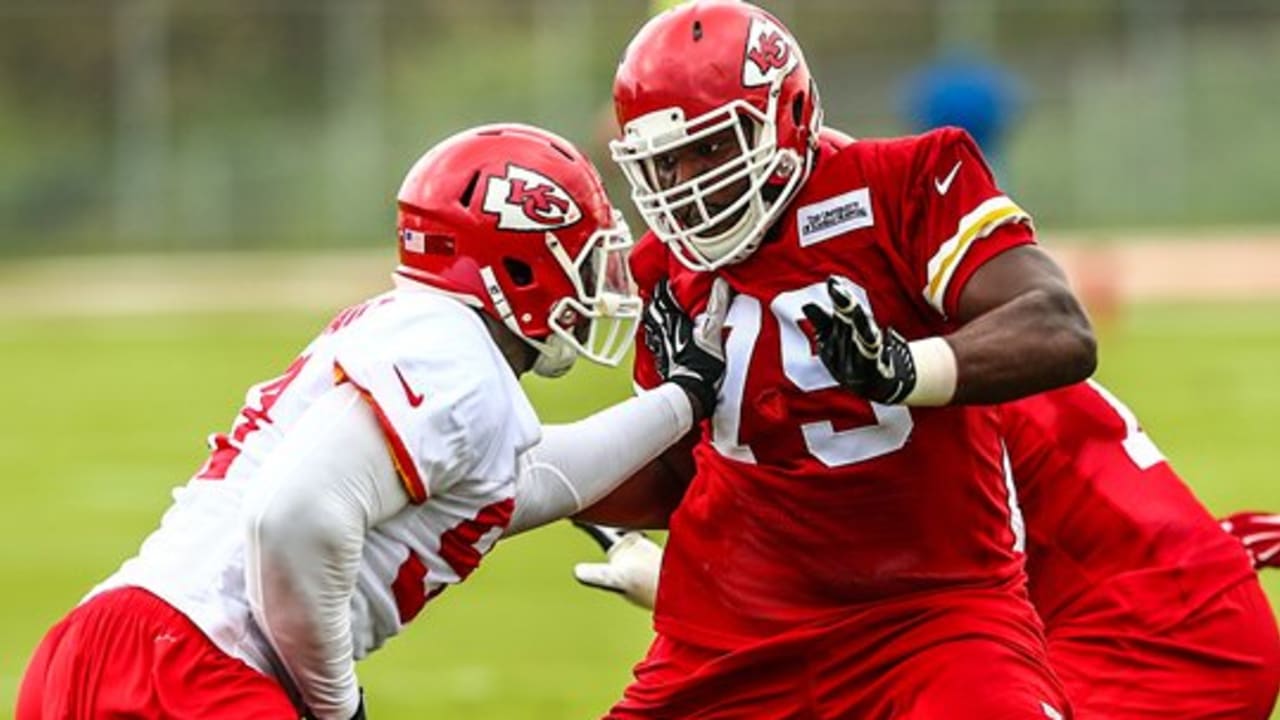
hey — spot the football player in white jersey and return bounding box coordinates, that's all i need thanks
[16,123,728,720]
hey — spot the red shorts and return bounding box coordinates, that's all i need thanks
[1047,575,1280,719]
[610,587,1073,720]
[16,586,297,720]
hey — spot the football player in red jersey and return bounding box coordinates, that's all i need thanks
[1006,381,1280,718]
[588,1,1098,717]
[577,379,1280,718]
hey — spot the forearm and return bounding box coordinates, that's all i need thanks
[244,386,408,720]
[505,383,693,536]
[947,285,1096,404]
[571,429,698,529]
[247,494,363,719]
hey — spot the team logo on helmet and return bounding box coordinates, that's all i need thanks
[742,16,797,88]
[482,164,582,231]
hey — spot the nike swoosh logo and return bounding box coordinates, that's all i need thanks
[393,365,425,408]
[934,160,962,196]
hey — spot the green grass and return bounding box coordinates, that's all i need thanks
[1,303,1278,717]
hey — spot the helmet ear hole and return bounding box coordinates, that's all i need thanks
[503,258,535,287]
[791,92,805,126]
[737,113,760,144]
[550,142,575,161]
[459,171,480,208]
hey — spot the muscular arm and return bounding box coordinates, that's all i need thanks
[243,384,410,720]
[947,244,1097,404]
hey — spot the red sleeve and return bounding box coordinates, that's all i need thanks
[633,329,663,392]
[883,127,1035,318]
[628,231,668,298]
[629,232,667,392]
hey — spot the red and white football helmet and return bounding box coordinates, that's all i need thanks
[395,123,640,377]
[611,0,823,271]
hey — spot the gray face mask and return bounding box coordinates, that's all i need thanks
[530,333,579,378]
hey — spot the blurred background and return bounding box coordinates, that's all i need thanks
[2,0,1279,255]
[2,0,1279,717]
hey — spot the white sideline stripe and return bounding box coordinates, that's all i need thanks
[1047,235,1280,303]
[1,234,1279,317]
[0,250,390,317]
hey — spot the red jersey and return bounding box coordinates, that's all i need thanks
[633,127,1039,649]
[1003,381,1255,626]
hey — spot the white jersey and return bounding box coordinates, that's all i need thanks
[90,288,541,681]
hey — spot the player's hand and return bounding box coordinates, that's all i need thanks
[1221,512,1280,570]
[572,521,662,611]
[643,277,729,420]
[802,275,917,404]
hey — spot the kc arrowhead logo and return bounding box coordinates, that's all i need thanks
[742,16,798,88]
[482,164,582,231]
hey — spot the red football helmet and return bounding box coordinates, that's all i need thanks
[611,0,823,271]
[395,123,640,377]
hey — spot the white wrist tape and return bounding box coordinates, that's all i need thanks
[903,336,958,406]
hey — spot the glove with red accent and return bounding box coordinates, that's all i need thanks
[643,277,729,420]
[1221,512,1280,570]
[802,276,917,404]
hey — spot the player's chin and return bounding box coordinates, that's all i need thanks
[677,203,747,239]
[712,204,750,235]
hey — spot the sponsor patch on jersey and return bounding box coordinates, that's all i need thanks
[482,164,582,232]
[796,187,874,247]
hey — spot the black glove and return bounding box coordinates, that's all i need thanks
[572,520,630,554]
[802,275,916,404]
[643,278,729,419]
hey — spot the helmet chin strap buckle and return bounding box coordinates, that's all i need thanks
[776,153,798,177]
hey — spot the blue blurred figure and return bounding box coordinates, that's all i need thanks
[903,51,1023,176]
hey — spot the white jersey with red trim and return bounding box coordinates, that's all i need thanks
[89,287,540,677]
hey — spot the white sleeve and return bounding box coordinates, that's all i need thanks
[505,383,693,536]
[243,384,410,720]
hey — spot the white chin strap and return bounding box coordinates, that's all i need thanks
[530,334,578,378]
[477,266,582,379]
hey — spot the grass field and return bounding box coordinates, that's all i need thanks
[1,301,1278,717]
